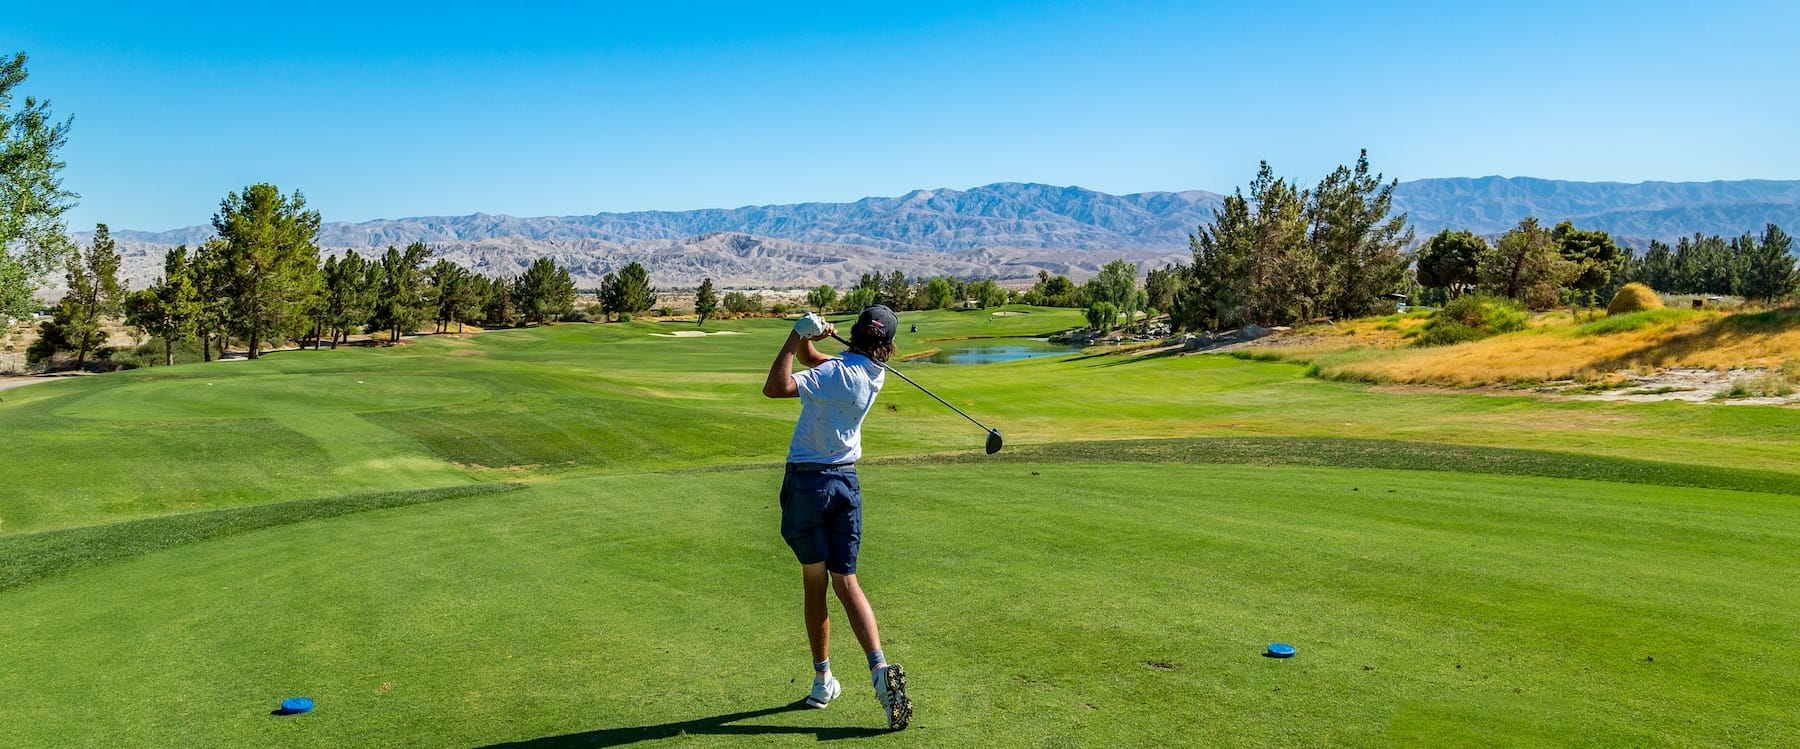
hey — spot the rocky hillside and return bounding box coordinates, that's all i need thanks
[91,177,1800,288]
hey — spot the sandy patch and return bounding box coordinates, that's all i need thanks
[650,330,747,338]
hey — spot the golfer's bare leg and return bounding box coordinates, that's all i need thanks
[802,562,832,663]
[830,573,882,657]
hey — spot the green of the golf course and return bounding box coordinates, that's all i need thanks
[2,307,1796,748]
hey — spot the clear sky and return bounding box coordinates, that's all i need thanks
[7,0,1798,231]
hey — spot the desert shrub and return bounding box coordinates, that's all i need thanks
[1607,283,1664,315]
[1414,322,1486,347]
[560,308,594,323]
[1415,294,1526,346]
[659,306,674,317]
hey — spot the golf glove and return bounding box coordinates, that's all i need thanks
[794,313,827,338]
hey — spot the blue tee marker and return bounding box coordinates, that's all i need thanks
[275,697,314,715]
[1265,643,1297,658]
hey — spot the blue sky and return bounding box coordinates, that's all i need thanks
[7,1,1798,231]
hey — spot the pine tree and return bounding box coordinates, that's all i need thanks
[371,242,431,340]
[1739,224,1797,302]
[212,184,322,358]
[517,256,576,324]
[695,278,718,324]
[1308,151,1412,320]
[616,261,655,317]
[56,223,125,367]
[124,245,200,366]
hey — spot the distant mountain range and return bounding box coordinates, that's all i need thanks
[92,177,1800,288]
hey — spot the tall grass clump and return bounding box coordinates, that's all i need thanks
[1415,294,1527,347]
[1576,308,1691,336]
[1607,283,1664,315]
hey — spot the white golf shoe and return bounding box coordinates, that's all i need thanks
[804,675,841,708]
[873,663,912,730]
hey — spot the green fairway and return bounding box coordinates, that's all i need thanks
[3,314,1799,747]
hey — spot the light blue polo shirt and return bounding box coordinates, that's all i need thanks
[787,352,886,465]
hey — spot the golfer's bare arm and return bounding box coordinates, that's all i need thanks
[763,327,836,399]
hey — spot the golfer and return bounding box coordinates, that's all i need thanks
[761,304,913,730]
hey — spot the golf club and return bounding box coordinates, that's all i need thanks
[829,333,1003,454]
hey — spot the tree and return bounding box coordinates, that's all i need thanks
[695,278,718,325]
[1,52,78,323]
[516,256,576,324]
[1309,152,1412,320]
[212,184,322,358]
[1085,301,1118,332]
[1478,217,1571,307]
[53,223,124,367]
[318,250,374,347]
[1027,270,1077,307]
[124,245,200,366]
[188,239,230,361]
[1416,229,1486,298]
[1177,188,1254,331]
[1143,265,1185,317]
[1634,240,1676,292]
[1552,221,1624,306]
[920,277,956,310]
[880,270,912,310]
[426,259,477,333]
[615,261,655,317]
[482,275,519,327]
[967,279,1005,309]
[805,284,836,312]
[370,242,430,340]
[722,290,764,315]
[1092,259,1140,327]
[1739,224,1797,302]
[842,286,876,312]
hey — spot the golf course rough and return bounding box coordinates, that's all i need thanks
[1,310,1796,748]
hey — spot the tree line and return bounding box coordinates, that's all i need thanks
[1417,220,1795,306]
[30,184,587,368]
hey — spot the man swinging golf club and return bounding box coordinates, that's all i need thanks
[762,304,913,730]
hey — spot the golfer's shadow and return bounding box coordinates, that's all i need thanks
[474,700,887,747]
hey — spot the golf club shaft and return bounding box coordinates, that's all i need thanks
[829,333,993,433]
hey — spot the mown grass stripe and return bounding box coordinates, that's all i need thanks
[868,436,1800,496]
[0,483,524,593]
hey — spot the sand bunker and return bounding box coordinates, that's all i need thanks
[650,330,748,338]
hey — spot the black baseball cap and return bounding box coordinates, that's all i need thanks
[854,304,899,344]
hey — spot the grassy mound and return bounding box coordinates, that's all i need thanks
[1576,308,1691,336]
[1415,294,1528,346]
[0,483,522,592]
[1608,282,1665,315]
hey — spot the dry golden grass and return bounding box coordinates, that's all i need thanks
[1255,307,1800,386]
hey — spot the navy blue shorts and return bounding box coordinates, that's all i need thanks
[779,464,863,575]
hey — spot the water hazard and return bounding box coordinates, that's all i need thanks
[916,338,1083,364]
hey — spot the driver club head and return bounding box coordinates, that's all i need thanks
[985,429,1003,455]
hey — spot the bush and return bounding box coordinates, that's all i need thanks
[1415,294,1527,347]
[1414,322,1486,347]
[1607,283,1664,315]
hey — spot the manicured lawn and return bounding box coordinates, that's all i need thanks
[2,459,1795,747]
[3,316,1800,747]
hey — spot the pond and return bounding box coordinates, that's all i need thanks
[914,338,1084,364]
